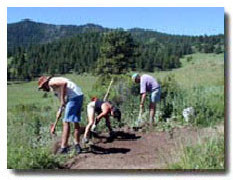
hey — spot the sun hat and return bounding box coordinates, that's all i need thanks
[38,76,50,89]
[131,73,139,82]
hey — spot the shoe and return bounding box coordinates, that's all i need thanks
[75,144,82,154]
[91,124,96,132]
[82,137,89,144]
[109,131,115,137]
[57,147,69,154]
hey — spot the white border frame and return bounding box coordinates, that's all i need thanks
[0,0,231,180]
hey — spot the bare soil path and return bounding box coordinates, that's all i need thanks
[55,124,223,169]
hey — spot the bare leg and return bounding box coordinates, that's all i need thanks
[73,123,80,145]
[149,103,156,125]
[61,122,70,148]
[84,102,95,139]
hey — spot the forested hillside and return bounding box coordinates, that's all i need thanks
[7,20,224,80]
[7,19,107,55]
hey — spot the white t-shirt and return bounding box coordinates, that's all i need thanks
[49,77,83,99]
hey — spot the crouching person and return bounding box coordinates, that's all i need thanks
[38,76,83,154]
[83,98,121,144]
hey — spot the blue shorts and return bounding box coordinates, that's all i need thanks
[150,87,161,103]
[63,95,83,123]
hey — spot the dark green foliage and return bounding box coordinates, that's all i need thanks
[203,44,215,53]
[214,44,223,54]
[7,20,224,81]
[96,31,136,75]
[193,34,224,53]
[7,19,107,55]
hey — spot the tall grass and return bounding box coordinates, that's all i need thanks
[168,133,224,169]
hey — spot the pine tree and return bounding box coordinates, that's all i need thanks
[96,31,136,75]
[214,44,222,54]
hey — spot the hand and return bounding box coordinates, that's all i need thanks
[50,124,56,134]
[95,117,99,123]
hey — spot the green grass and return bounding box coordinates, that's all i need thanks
[7,73,97,169]
[152,53,224,88]
[7,74,97,107]
[151,53,224,127]
[7,53,224,169]
[168,133,224,170]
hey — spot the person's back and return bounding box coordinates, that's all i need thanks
[94,100,104,114]
[140,74,160,94]
[49,77,83,99]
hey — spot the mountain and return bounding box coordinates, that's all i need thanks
[7,20,224,80]
[7,19,108,54]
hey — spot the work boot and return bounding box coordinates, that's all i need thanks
[74,144,82,154]
[57,147,69,154]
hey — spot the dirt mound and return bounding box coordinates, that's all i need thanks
[54,124,224,169]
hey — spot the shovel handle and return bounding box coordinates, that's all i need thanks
[103,78,113,101]
[50,108,63,135]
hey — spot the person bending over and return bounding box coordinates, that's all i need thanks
[132,73,161,125]
[38,76,83,154]
[83,98,121,143]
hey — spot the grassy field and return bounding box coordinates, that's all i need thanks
[7,53,224,169]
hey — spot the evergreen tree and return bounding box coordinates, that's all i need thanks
[96,31,136,75]
[214,44,222,54]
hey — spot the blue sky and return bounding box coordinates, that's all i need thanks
[7,7,224,35]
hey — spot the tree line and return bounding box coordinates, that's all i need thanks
[8,28,224,81]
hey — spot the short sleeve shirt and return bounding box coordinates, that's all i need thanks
[140,74,160,94]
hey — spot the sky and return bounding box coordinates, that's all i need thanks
[7,7,224,36]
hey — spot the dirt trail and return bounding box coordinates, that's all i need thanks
[56,125,223,169]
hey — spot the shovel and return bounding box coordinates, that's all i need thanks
[136,107,144,127]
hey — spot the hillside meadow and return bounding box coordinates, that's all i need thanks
[7,53,224,169]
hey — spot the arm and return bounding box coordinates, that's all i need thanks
[60,83,67,107]
[139,77,147,111]
[49,80,67,107]
[140,93,147,106]
[139,93,146,115]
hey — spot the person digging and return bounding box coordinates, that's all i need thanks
[82,98,121,144]
[38,76,83,154]
[132,73,161,126]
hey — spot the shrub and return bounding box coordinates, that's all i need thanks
[157,75,224,126]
